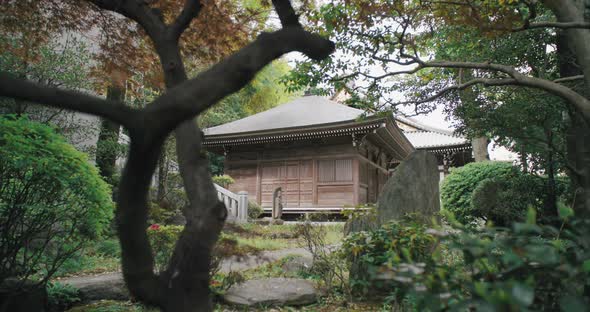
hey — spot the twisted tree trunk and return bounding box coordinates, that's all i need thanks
[0,1,334,310]
[547,0,590,217]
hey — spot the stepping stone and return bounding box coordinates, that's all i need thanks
[59,272,129,302]
[280,255,313,274]
[224,278,317,307]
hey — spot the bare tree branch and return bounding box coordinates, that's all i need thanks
[396,77,518,106]
[554,75,584,83]
[0,73,139,128]
[170,0,203,39]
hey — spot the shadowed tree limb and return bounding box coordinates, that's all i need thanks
[272,0,302,27]
[0,72,139,128]
[0,0,334,310]
[170,0,203,39]
[144,27,335,135]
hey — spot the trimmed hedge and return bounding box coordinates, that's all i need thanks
[441,161,518,225]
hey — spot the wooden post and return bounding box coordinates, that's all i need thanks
[352,157,360,206]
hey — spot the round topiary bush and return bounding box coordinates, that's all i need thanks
[470,176,535,226]
[0,117,113,286]
[441,161,519,226]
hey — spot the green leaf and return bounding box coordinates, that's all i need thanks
[560,295,587,312]
[512,283,534,307]
[558,204,574,220]
[526,206,537,225]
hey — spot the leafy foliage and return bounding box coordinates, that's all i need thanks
[441,161,519,226]
[341,220,436,295]
[46,282,81,312]
[247,201,263,220]
[296,221,349,296]
[388,210,590,311]
[0,117,113,286]
[211,174,235,188]
[146,224,183,273]
[0,35,98,147]
[471,174,572,226]
[199,59,298,129]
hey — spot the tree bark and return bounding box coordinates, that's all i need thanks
[557,30,590,217]
[156,142,168,204]
[0,1,335,310]
[472,137,490,162]
[96,86,124,184]
[154,39,225,310]
[457,69,491,162]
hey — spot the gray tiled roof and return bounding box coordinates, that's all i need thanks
[203,96,470,149]
[403,130,469,149]
[204,96,365,136]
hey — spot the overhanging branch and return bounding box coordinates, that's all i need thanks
[0,72,139,128]
[272,0,301,27]
[396,77,518,106]
[89,0,166,40]
[145,27,334,133]
[170,0,202,39]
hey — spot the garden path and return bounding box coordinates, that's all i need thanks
[59,246,314,302]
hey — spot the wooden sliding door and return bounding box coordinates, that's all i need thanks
[260,160,313,208]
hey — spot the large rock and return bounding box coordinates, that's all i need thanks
[60,272,129,303]
[224,278,317,307]
[377,150,440,224]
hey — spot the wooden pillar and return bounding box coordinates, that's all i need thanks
[352,157,360,206]
[312,158,318,205]
[256,152,262,205]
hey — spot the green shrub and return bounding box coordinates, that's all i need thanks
[147,224,260,279]
[247,201,264,219]
[470,176,536,226]
[95,239,121,258]
[341,219,436,294]
[147,202,177,225]
[471,174,573,226]
[441,161,519,225]
[389,208,590,311]
[212,174,234,188]
[46,282,81,312]
[0,117,113,285]
[146,224,183,273]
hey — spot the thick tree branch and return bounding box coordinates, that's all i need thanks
[522,21,590,30]
[272,0,301,27]
[0,73,139,128]
[144,27,334,134]
[350,56,590,123]
[89,0,166,40]
[170,0,203,39]
[421,61,590,122]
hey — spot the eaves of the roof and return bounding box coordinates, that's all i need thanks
[403,130,471,151]
[203,116,386,147]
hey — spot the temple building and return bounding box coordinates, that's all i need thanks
[203,96,472,214]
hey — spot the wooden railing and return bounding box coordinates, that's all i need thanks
[214,184,248,223]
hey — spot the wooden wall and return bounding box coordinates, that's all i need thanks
[224,137,393,208]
